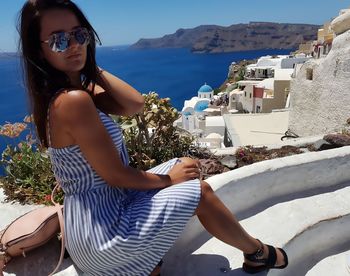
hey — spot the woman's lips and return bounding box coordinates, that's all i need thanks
[66,53,81,59]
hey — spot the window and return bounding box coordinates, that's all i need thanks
[245,92,247,97]
[250,93,252,98]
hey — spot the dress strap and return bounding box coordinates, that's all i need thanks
[46,89,66,148]
[46,103,53,148]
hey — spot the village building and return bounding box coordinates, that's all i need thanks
[245,54,310,80]
[312,22,335,58]
[288,9,350,136]
[181,83,213,133]
[227,55,311,114]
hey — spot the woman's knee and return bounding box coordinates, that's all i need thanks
[195,181,214,215]
[199,181,214,199]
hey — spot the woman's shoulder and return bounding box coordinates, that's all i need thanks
[52,89,94,109]
[50,89,97,123]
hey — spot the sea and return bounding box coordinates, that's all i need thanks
[0,46,292,173]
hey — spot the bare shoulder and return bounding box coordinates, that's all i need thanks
[52,89,94,111]
[51,90,97,123]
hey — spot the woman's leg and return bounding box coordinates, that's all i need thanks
[195,180,286,267]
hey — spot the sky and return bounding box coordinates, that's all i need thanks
[0,0,349,52]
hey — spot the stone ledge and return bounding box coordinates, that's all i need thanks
[162,187,350,275]
[306,250,350,276]
[163,146,350,274]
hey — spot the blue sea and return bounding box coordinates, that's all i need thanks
[0,46,292,168]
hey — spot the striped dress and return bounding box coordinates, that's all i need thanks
[47,108,201,275]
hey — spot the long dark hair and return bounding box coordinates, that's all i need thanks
[18,0,101,147]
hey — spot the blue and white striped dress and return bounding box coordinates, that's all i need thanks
[48,108,201,275]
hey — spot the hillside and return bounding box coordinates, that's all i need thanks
[130,22,319,53]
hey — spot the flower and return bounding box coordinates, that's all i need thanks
[26,134,36,146]
[23,115,33,123]
[44,194,52,202]
[0,122,27,138]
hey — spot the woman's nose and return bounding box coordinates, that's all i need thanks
[68,35,80,48]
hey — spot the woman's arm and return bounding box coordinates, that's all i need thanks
[54,91,199,190]
[93,68,145,116]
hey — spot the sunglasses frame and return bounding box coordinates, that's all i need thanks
[41,27,91,53]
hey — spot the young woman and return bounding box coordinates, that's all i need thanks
[18,0,288,275]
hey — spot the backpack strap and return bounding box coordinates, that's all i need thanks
[0,229,11,274]
[46,89,68,275]
[0,250,9,276]
[46,89,66,275]
[48,183,65,276]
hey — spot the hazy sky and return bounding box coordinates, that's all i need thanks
[0,0,349,52]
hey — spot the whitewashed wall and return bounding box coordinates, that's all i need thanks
[288,30,350,136]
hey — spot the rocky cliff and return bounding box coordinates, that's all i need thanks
[130,22,319,53]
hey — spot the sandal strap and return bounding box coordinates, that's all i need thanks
[243,239,265,263]
[242,241,289,273]
[243,240,278,268]
[243,253,266,264]
[266,245,277,268]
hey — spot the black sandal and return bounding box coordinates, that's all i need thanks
[242,239,288,274]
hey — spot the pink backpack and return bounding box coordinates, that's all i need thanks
[0,184,65,276]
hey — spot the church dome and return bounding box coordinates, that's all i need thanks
[198,83,213,93]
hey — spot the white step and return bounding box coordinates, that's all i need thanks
[162,186,350,275]
[306,250,350,276]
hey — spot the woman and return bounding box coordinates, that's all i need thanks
[18,0,288,275]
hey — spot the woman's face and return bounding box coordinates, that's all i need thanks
[40,9,88,75]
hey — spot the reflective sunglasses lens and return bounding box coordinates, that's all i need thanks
[48,28,90,52]
[74,29,90,45]
[49,33,69,52]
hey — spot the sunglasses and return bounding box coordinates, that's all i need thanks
[41,27,91,53]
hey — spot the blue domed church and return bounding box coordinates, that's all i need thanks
[181,83,214,132]
[198,83,214,99]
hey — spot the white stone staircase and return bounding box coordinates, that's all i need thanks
[306,250,350,275]
[162,146,350,276]
[1,146,350,275]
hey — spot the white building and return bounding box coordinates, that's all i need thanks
[246,55,311,79]
[288,11,350,136]
[181,84,214,133]
[233,63,296,113]
[197,83,214,99]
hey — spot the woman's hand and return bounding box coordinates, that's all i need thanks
[93,67,144,116]
[168,158,201,185]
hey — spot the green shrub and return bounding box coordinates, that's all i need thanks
[235,68,246,82]
[116,92,207,170]
[0,119,62,205]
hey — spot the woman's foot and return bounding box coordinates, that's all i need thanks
[242,240,288,274]
[149,265,161,276]
[149,259,163,276]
